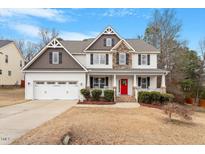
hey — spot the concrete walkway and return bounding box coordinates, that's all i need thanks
[0,100,77,145]
[76,102,140,109]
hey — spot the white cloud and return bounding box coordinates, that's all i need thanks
[60,31,98,40]
[0,8,67,22]
[103,9,138,17]
[12,23,39,38]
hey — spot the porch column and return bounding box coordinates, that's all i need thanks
[133,74,137,102]
[113,74,117,102]
[86,74,90,88]
[161,73,166,93]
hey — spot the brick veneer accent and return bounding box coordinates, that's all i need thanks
[116,95,136,102]
[112,41,132,69]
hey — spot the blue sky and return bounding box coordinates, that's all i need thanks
[0,8,205,52]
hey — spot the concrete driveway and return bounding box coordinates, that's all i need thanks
[0,100,77,145]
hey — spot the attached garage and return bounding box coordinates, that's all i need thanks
[25,72,86,100]
[22,38,87,101]
[34,81,79,100]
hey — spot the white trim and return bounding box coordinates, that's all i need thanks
[111,39,135,52]
[134,51,160,54]
[84,50,111,53]
[83,26,123,52]
[22,38,87,72]
[22,70,87,73]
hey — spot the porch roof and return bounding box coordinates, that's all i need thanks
[87,68,168,75]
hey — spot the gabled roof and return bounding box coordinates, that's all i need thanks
[0,40,13,48]
[111,39,135,52]
[22,38,87,72]
[60,39,159,54]
[60,39,93,54]
[84,26,122,51]
[126,39,159,52]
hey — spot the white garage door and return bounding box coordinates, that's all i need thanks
[34,81,79,100]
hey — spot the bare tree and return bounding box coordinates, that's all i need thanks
[194,39,205,105]
[144,9,182,71]
[38,28,59,49]
[15,40,25,54]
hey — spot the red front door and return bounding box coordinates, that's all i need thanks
[120,79,128,95]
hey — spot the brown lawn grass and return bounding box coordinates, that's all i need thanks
[12,105,205,145]
[0,88,26,107]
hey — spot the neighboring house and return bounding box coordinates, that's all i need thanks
[22,26,168,101]
[0,40,25,87]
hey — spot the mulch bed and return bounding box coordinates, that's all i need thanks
[78,100,115,105]
[140,103,163,110]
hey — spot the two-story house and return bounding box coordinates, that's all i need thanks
[0,40,25,87]
[22,26,168,101]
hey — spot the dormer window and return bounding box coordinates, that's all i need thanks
[106,38,112,47]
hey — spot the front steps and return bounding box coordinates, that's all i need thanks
[116,95,136,102]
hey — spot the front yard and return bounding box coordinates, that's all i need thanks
[0,88,26,107]
[12,105,205,145]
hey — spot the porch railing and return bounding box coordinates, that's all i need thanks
[137,88,161,92]
[90,87,114,96]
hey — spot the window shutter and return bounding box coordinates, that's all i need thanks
[147,77,150,88]
[112,39,115,46]
[138,77,141,87]
[90,54,93,65]
[106,54,109,65]
[103,38,106,47]
[138,54,141,65]
[90,77,93,88]
[116,53,119,64]
[126,53,129,65]
[59,52,62,64]
[49,52,52,64]
[105,77,108,86]
[147,54,150,65]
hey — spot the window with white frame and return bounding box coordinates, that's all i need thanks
[93,54,106,65]
[141,54,147,65]
[93,77,106,88]
[106,38,112,47]
[119,53,126,65]
[141,78,147,89]
[52,52,59,64]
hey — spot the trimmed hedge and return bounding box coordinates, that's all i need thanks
[91,89,102,101]
[80,88,90,100]
[104,90,114,102]
[138,91,174,104]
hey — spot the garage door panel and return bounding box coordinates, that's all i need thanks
[34,81,79,100]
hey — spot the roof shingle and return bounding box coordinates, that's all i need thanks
[60,38,159,53]
[0,40,13,48]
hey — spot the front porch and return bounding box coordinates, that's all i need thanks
[86,69,168,102]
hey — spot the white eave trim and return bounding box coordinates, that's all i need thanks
[23,70,87,73]
[22,38,88,72]
[134,51,161,54]
[83,26,123,52]
[111,39,136,52]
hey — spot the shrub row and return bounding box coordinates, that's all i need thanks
[138,91,174,105]
[80,88,114,102]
